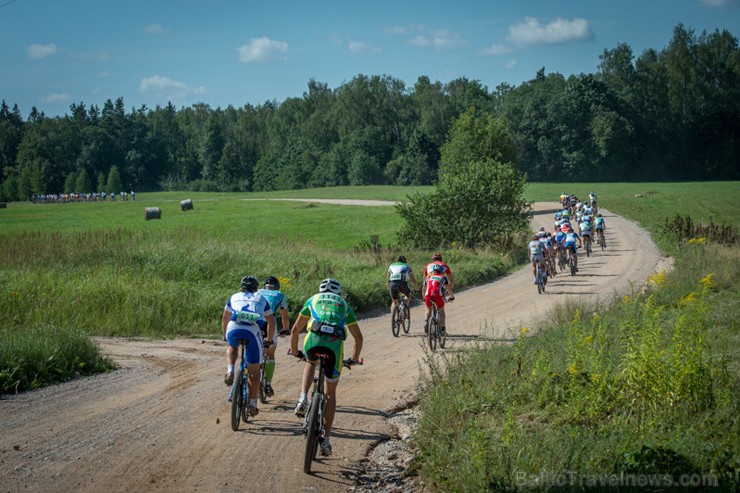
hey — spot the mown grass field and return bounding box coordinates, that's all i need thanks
[412,182,740,492]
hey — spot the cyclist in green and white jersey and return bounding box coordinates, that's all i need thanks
[386,255,420,314]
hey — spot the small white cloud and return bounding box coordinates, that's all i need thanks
[27,43,59,59]
[409,35,430,47]
[237,37,288,62]
[40,93,70,103]
[385,25,407,35]
[698,0,739,6]
[139,75,207,101]
[145,24,165,34]
[506,59,517,69]
[348,41,368,53]
[482,44,513,56]
[507,17,592,46]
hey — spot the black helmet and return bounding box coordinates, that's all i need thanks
[397,255,407,263]
[319,278,342,295]
[264,275,280,289]
[241,276,259,292]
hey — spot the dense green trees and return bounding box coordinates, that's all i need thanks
[0,24,737,201]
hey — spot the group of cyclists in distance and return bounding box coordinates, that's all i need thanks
[218,194,605,457]
[528,191,607,284]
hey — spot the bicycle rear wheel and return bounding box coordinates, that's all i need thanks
[258,365,268,404]
[391,304,400,337]
[303,395,321,474]
[402,303,411,334]
[427,310,438,352]
[231,372,244,431]
[570,256,576,276]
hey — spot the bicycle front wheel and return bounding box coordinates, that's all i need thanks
[303,395,321,474]
[231,372,244,431]
[391,304,400,337]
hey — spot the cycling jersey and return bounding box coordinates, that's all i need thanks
[388,261,413,282]
[300,292,357,381]
[258,288,288,338]
[224,291,273,363]
[595,217,605,230]
[554,231,566,246]
[579,221,592,236]
[529,240,544,264]
[425,261,451,277]
[424,273,447,309]
[564,231,580,251]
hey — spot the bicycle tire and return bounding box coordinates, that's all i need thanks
[536,265,543,294]
[439,319,447,349]
[428,309,438,352]
[303,395,321,474]
[570,256,576,276]
[391,304,400,337]
[402,304,411,334]
[258,368,268,404]
[231,371,244,431]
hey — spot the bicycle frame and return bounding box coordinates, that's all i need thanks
[230,339,250,431]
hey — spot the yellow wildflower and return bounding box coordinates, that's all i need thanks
[623,295,631,303]
[592,313,600,322]
[584,335,594,345]
[520,327,530,335]
[647,271,667,287]
[568,362,578,376]
[699,273,715,289]
[680,292,698,306]
[572,309,581,323]
[278,276,292,289]
[591,374,601,383]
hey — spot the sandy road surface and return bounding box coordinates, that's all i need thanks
[0,203,665,493]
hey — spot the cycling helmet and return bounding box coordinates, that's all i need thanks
[397,255,407,263]
[319,278,342,295]
[539,226,545,231]
[555,212,562,220]
[432,253,443,261]
[597,213,602,217]
[264,275,280,289]
[241,276,259,292]
[432,264,446,274]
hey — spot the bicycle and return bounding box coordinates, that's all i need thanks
[257,340,271,404]
[584,234,592,257]
[427,295,453,352]
[597,229,606,250]
[390,290,412,337]
[292,349,362,474]
[535,260,546,294]
[557,246,567,272]
[229,338,251,431]
[567,246,577,276]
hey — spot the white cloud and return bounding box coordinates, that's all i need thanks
[237,37,288,62]
[348,41,381,54]
[506,60,517,69]
[482,44,513,56]
[407,27,466,49]
[698,0,739,6]
[139,75,207,101]
[385,25,407,35]
[145,23,165,34]
[409,35,430,47]
[40,93,70,103]
[27,43,59,59]
[507,17,592,46]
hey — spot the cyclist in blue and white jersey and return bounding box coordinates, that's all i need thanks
[257,276,290,398]
[528,234,550,284]
[222,276,275,417]
[562,225,583,272]
[594,213,606,246]
[579,215,593,249]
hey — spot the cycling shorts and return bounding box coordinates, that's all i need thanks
[565,241,578,252]
[424,292,445,310]
[303,332,344,382]
[530,253,544,265]
[581,230,591,237]
[595,225,604,231]
[226,321,265,365]
[388,280,411,301]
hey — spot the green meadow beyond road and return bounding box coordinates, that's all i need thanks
[0,202,667,493]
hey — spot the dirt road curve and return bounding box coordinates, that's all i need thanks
[0,203,666,493]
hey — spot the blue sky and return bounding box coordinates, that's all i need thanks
[1,0,739,118]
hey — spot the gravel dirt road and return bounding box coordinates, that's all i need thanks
[0,202,666,493]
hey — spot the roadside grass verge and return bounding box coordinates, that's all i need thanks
[413,241,739,492]
[0,324,114,394]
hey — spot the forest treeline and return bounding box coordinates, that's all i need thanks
[1,24,738,201]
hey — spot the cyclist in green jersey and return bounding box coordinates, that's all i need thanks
[289,278,363,457]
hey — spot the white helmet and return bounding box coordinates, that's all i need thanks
[319,278,342,295]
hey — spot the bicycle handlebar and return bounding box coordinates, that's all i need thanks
[288,349,363,367]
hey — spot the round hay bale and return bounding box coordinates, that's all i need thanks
[144,207,161,220]
[180,199,194,211]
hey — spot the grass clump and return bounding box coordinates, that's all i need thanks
[412,242,740,492]
[0,324,114,394]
